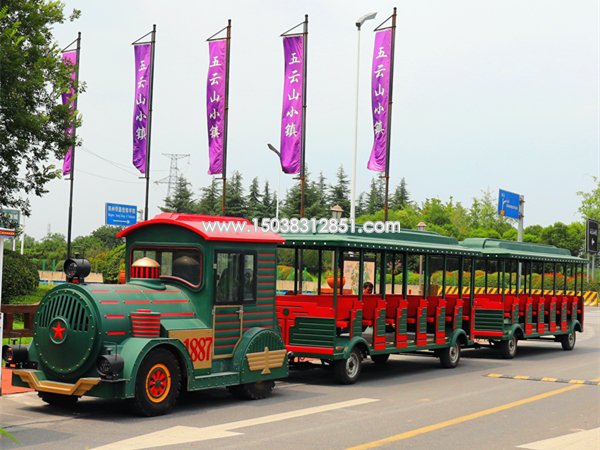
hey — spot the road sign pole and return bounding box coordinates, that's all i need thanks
[593,254,596,281]
[516,195,524,292]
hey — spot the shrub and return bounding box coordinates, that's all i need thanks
[99,244,125,284]
[2,249,39,303]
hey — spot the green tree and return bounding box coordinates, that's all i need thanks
[578,177,600,221]
[160,176,197,213]
[329,166,350,216]
[91,225,123,249]
[390,177,410,210]
[225,171,246,217]
[197,178,222,215]
[246,177,261,219]
[540,222,584,256]
[366,177,384,214]
[0,1,81,215]
[259,181,276,218]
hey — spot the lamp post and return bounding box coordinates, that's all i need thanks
[350,12,378,223]
[330,204,344,284]
[417,221,426,292]
[267,144,281,220]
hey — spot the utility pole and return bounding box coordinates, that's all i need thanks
[154,153,190,199]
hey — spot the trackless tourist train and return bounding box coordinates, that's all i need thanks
[3,213,586,415]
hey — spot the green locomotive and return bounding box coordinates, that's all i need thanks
[5,214,288,416]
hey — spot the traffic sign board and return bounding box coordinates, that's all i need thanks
[0,208,20,227]
[586,219,598,254]
[106,203,137,226]
[498,189,521,219]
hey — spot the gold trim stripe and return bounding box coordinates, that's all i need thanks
[13,370,100,396]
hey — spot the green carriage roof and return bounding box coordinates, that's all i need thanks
[280,229,479,256]
[459,238,585,263]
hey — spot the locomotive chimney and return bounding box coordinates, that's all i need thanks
[131,257,160,279]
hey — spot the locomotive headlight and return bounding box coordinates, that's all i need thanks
[63,257,91,282]
[97,354,124,379]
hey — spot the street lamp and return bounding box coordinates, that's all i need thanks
[350,11,378,223]
[417,222,426,293]
[266,144,281,220]
[331,204,343,220]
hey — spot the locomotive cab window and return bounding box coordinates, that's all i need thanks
[215,252,256,304]
[131,248,202,287]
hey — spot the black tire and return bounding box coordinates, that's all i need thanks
[131,348,181,417]
[439,342,461,368]
[500,336,518,359]
[371,353,390,366]
[228,380,275,400]
[38,392,79,408]
[334,349,362,384]
[559,332,576,351]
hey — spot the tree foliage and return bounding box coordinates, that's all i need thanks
[160,176,197,214]
[578,177,600,222]
[2,249,39,302]
[0,1,82,214]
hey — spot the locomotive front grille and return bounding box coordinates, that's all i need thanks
[34,288,99,377]
[38,292,90,332]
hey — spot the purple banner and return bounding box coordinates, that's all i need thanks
[206,39,227,175]
[61,51,77,175]
[132,43,152,174]
[280,35,304,174]
[367,29,392,172]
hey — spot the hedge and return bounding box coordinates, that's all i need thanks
[2,249,39,303]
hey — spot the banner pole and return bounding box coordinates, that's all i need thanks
[299,15,308,218]
[144,25,156,221]
[66,32,81,259]
[383,8,396,222]
[221,20,232,215]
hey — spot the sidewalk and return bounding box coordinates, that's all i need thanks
[1,367,32,395]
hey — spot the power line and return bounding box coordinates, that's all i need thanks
[78,169,142,184]
[80,146,139,175]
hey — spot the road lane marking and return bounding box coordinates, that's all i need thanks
[517,427,600,449]
[91,397,378,450]
[486,373,600,386]
[347,384,589,449]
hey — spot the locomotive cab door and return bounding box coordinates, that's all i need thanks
[212,251,256,360]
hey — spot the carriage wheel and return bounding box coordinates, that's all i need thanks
[334,348,362,384]
[439,342,461,368]
[500,336,518,359]
[559,332,576,351]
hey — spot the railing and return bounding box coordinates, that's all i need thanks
[1,304,39,338]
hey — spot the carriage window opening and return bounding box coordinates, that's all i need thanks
[215,252,256,304]
[132,248,202,286]
[428,256,444,297]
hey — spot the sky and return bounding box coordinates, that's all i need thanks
[20,0,600,239]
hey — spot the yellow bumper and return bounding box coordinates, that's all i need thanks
[13,370,101,396]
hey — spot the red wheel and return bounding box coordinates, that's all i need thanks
[132,348,181,416]
[146,363,172,403]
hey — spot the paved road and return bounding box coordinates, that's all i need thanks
[1,308,599,450]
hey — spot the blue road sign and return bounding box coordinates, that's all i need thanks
[498,189,520,219]
[106,203,137,226]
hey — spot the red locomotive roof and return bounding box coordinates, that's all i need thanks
[116,213,285,244]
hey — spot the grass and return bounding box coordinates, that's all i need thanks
[6,284,53,305]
